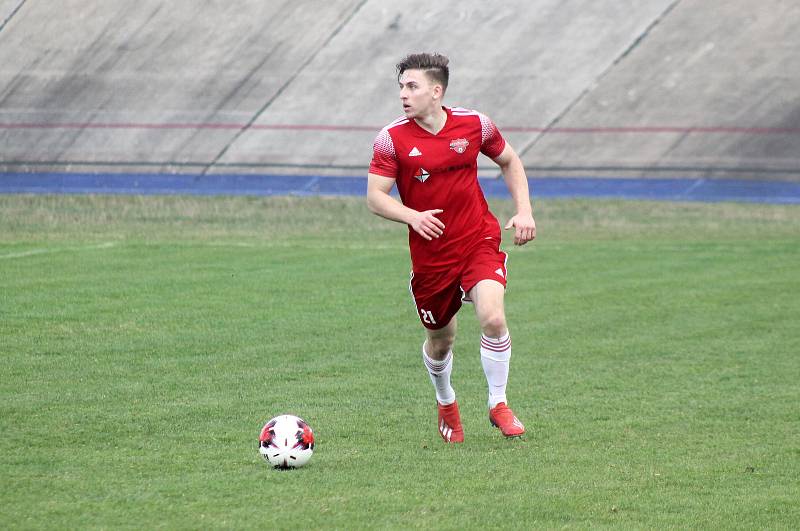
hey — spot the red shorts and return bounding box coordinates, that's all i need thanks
[409,237,508,330]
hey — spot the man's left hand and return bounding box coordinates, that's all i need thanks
[504,213,536,245]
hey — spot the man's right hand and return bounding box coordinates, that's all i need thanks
[409,209,445,241]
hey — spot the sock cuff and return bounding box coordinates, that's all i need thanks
[422,343,452,373]
[480,333,511,361]
[481,333,511,350]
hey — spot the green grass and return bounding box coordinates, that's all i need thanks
[1,194,799,529]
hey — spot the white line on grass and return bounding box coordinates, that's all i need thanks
[1,240,406,260]
[202,241,407,251]
[0,242,118,260]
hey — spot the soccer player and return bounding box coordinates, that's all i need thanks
[367,53,536,443]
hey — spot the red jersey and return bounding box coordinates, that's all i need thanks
[369,106,507,271]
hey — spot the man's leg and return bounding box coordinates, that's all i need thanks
[423,316,457,404]
[421,317,464,443]
[469,279,525,437]
[410,270,465,443]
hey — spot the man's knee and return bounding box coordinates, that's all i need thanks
[426,335,455,359]
[480,312,508,338]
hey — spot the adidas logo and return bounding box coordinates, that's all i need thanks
[408,146,422,157]
[439,419,454,442]
[495,268,505,278]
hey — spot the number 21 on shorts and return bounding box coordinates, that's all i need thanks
[419,308,437,325]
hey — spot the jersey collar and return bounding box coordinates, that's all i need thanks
[411,106,450,136]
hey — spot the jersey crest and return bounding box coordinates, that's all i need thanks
[449,138,469,154]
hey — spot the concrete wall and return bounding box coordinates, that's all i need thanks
[1,0,798,178]
[527,0,800,177]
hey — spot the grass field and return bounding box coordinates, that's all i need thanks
[1,194,799,529]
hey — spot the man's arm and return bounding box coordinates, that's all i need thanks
[366,173,445,241]
[492,143,536,245]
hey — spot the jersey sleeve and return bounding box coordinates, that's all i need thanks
[368,128,399,178]
[478,113,506,159]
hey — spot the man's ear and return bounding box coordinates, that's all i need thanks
[433,84,443,100]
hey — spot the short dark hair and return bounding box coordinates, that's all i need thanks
[396,53,449,92]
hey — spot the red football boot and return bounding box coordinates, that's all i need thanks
[489,402,525,437]
[437,401,465,443]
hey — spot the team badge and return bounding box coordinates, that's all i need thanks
[415,167,430,183]
[449,138,469,154]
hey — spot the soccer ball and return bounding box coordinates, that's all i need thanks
[258,414,315,469]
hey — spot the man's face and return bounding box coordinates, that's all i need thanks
[399,69,441,119]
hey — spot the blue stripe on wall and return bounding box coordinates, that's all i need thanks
[2,173,799,204]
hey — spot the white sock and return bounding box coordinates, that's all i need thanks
[480,332,511,408]
[422,342,456,405]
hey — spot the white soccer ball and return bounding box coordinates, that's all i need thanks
[258,414,315,469]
